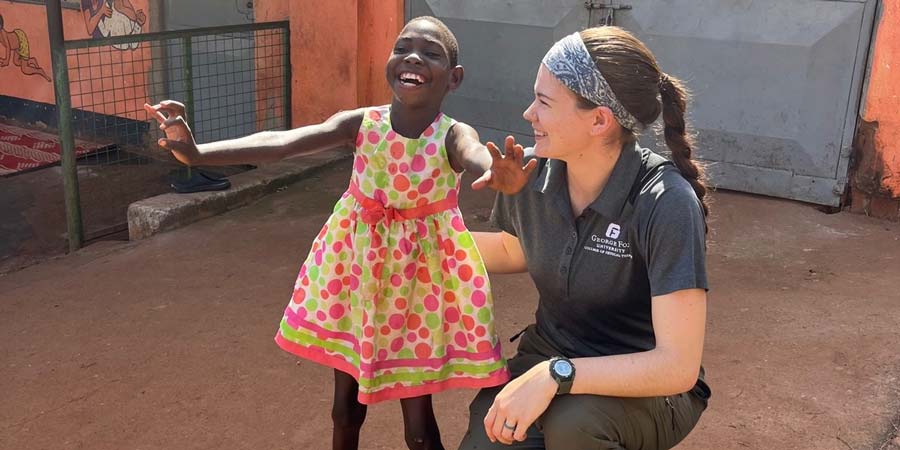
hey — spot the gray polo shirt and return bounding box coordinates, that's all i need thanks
[491,142,708,358]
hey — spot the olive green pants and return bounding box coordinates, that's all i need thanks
[458,326,710,450]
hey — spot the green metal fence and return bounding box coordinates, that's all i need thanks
[46,0,290,249]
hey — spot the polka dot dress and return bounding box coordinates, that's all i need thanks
[275,105,509,404]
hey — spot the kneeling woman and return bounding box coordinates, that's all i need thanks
[460,26,712,450]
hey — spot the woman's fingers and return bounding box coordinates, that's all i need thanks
[483,405,498,442]
[491,408,515,444]
[513,418,531,442]
[499,418,518,444]
[483,404,517,444]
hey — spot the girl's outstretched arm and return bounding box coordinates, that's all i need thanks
[446,123,537,195]
[145,101,363,166]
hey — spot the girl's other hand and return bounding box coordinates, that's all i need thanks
[471,136,538,194]
[144,101,201,166]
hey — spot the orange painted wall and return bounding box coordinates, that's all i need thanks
[2,0,400,127]
[254,0,402,127]
[0,1,151,120]
[357,0,403,107]
[851,0,900,219]
[860,0,900,195]
[252,0,289,132]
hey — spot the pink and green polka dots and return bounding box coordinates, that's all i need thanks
[275,106,509,404]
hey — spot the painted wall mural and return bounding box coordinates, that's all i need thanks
[0,1,150,112]
[80,0,146,50]
[0,14,51,82]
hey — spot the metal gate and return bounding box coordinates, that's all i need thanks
[406,0,878,206]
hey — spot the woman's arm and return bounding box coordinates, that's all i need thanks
[472,231,528,274]
[570,288,707,395]
[146,101,362,166]
[483,288,707,443]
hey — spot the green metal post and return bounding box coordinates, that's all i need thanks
[182,36,194,177]
[282,25,292,129]
[46,0,83,251]
[182,36,195,130]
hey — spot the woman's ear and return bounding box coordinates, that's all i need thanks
[590,106,617,136]
[448,65,464,91]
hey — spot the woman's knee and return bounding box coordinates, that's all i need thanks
[540,395,626,450]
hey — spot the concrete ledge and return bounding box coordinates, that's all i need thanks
[127,147,350,240]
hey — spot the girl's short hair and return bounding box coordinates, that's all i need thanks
[407,16,459,67]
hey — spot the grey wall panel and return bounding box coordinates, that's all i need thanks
[406,0,877,206]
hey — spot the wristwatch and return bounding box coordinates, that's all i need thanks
[548,356,576,395]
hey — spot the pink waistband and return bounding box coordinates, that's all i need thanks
[347,182,457,225]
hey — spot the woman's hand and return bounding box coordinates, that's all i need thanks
[144,101,201,166]
[483,360,557,444]
[471,135,538,194]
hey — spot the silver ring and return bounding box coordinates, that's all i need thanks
[502,421,516,430]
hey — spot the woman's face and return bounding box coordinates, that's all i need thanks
[522,64,598,160]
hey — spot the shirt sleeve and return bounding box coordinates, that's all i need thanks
[489,190,519,237]
[638,179,708,297]
[489,151,542,237]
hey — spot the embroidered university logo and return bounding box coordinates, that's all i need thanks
[605,223,621,239]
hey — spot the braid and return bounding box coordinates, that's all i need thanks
[658,73,709,217]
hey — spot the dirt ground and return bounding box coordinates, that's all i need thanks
[2,159,899,450]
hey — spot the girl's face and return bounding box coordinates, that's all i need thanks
[522,64,602,160]
[385,21,461,108]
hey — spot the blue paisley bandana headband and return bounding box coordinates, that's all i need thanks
[541,32,643,132]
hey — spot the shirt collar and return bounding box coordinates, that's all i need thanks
[531,141,644,219]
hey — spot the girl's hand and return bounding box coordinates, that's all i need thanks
[144,101,201,166]
[483,360,557,444]
[471,136,538,194]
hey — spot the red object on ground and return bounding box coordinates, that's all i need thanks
[0,124,105,176]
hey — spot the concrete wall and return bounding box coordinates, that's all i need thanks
[254,0,403,127]
[163,0,253,29]
[851,0,900,220]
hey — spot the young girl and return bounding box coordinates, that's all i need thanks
[145,16,536,450]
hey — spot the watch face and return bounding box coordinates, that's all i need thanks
[554,360,573,378]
